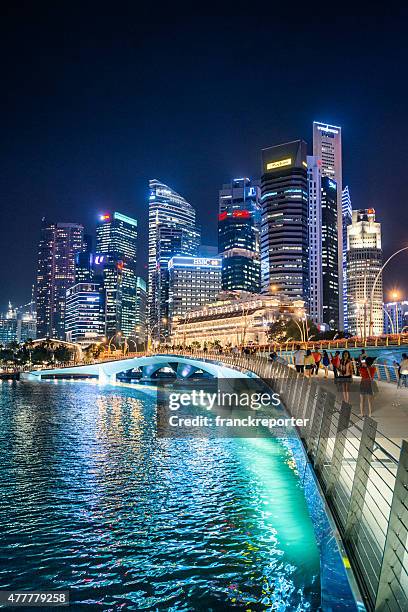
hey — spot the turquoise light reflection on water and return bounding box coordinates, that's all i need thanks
[0,380,321,610]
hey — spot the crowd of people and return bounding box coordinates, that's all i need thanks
[291,345,408,417]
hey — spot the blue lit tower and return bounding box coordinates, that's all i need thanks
[342,186,352,332]
[148,179,200,341]
[261,141,309,303]
[218,178,261,292]
[96,211,138,338]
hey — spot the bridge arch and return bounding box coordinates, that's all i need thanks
[27,355,245,383]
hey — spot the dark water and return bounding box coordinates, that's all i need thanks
[0,380,321,610]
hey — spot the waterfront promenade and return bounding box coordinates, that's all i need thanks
[290,366,408,445]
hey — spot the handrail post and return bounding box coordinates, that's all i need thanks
[375,440,408,611]
[327,401,352,495]
[345,417,377,538]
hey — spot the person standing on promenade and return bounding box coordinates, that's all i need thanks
[356,349,367,375]
[322,350,330,378]
[304,350,315,379]
[337,350,353,403]
[293,345,306,373]
[359,356,377,417]
[398,353,408,388]
[312,348,321,376]
[331,351,341,378]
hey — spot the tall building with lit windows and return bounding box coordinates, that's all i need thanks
[347,209,383,337]
[36,219,84,339]
[96,211,138,338]
[313,121,344,327]
[307,156,323,324]
[308,158,339,328]
[168,255,222,328]
[65,283,104,344]
[260,140,309,303]
[218,178,261,293]
[148,179,200,340]
[321,177,339,328]
[342,186,353,331]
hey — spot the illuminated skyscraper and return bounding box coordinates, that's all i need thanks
[307,156,323,324]
[65,283,104,344]
[148,179,200,340]
[218,178,261,292]
[342,186,353,331]
[36,219,84,339]
[347,209,383,337]
[308,158,339,328]
[168,255,222,329]
[261,140,309,302]
[96,211,138,338]
[135,277,147,347]
[313,121,344,327]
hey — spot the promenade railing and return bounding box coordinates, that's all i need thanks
[169,350,408,612]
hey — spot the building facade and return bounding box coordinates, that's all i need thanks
[383,300,408,335]
[65,283,104,344]
[218,178,261,293]
[307,156,323,324]
[36,220,84,339]
[261,140,309,303]
[342,186,353,332]
[347,209,383,337]
[313,122,343,328]
[96,212,138,338]
[171,292,305,347]
[135,277,147,347]
[148,179,200,340]
[321,177,339,329]
[168,255,222,329]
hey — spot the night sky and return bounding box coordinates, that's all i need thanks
[1,6,408,310]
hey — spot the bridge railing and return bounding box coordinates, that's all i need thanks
[166,350,408,612]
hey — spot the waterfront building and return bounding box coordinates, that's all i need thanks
[96,212,138,338]
[321,177,339,329]
[307,159,339,329]
[342,187,353,331]
[261,140,309,303]
[313,122,344,327]
[383,300,408,335]
[36,219,84,339]
[148,179,200,340]
[168,255,222,329]
[347,209,383,337]
[0,303,18,345]
[65,283,104,344]
[218,178,261,293]
[171,291,305,347]
[307,156,323,325]
[135,277,147,347]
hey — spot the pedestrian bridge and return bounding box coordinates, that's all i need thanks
[27,354,246,384]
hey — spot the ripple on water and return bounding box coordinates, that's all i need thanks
[0,381,321,610]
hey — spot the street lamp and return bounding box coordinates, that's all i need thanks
[369,246,408,336]
[108,331,122,354]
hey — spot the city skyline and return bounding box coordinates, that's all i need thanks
[1,10,408,307]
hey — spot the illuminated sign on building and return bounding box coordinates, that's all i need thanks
[328,179,337,190]
[94,255,105,265]
[100,214,111,221]
[316,125,339,135]
[232,210,251,219]
[266,158,292,171]
[169,256,221,269]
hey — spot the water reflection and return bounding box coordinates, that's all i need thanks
[0,381,320,610]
